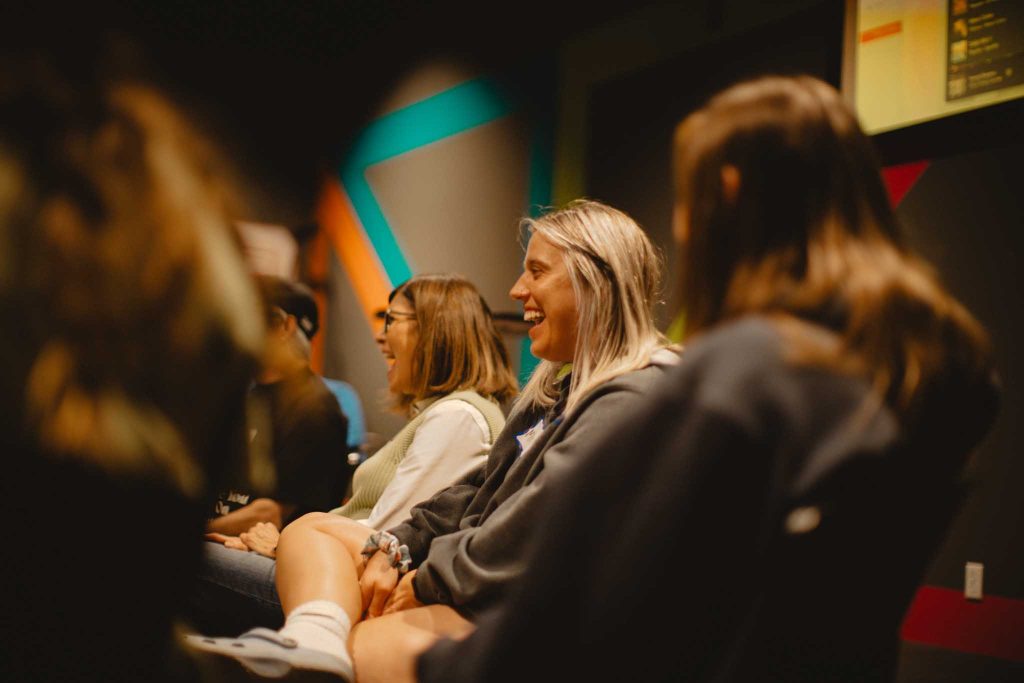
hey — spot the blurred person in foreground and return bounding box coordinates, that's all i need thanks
[0,56,264,680]
[402,76,1000,683]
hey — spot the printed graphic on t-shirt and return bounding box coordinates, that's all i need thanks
[213,489,252,517]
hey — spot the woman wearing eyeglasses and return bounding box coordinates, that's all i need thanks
[337,274,518,532]
[191,273,517,635]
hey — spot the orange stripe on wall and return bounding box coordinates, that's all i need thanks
[317,178,393,333]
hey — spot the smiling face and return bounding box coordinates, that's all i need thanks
[509,232,579,363]
[376,292,419,396]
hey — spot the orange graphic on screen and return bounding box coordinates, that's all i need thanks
[860,20,902,43]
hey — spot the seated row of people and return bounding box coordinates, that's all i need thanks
[188,76,999,683]
[2,61,997,683]
[189,197,677,681]
[191,273,518,634]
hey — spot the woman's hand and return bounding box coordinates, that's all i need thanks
[359,550,400,618]
[382,569,423,615]
[240,522,280,558]
[204,532,247,551]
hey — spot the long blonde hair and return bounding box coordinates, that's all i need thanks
[517,200,667,413]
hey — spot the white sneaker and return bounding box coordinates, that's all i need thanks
[185,627,353,681]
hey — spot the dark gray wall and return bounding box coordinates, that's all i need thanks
[898,146,1024,595]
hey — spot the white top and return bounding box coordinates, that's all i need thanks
[360,399,491,530]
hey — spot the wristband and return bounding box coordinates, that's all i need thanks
[361,530,412,575]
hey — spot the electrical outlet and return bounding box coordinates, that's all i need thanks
[965,561,984,601]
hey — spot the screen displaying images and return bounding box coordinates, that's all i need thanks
[845,0,1024,134]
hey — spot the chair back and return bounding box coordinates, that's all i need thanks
[321,377,366,456]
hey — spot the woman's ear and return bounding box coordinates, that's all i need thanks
[280,314,298,337]
[720,164,741,205]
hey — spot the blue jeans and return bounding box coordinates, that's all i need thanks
[187,542,283,636]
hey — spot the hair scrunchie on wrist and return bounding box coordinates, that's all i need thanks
[361,530,412,574]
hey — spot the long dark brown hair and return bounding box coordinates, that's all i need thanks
[389,273,518,413]
[674,76,990,417]
[0,61,262,496]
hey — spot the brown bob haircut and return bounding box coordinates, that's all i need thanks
[673,76,990,417]
[388,273,518,413]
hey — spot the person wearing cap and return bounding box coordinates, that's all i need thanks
[206,275,349,537]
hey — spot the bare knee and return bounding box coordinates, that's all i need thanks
[287,511,335,530]
[280,513,372,559]
[279,511,333,546]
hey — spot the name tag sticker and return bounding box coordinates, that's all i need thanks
[515,418,546,458]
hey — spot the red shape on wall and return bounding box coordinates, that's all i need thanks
[882,160,930,206]
[901,585,1024,662]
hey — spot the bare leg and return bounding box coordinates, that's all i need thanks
[185,513,376,680]
[350,605,474,683]
[275,512,375,624]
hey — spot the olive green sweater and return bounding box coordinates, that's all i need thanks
[331,390,505,522]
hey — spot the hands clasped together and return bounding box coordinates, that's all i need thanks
[205,522,281,558]
[358,550,423,618]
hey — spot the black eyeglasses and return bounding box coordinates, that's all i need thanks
[383,309,417,333]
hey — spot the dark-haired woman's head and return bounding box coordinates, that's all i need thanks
[378,273,517,414]
[674,75,903,335]
[673,75,988,413]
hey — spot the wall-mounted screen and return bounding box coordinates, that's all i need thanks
[844,0,1024,134]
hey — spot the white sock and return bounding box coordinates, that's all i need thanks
[278,600,352,662]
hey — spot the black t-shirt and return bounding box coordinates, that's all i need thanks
[214,367,349,524]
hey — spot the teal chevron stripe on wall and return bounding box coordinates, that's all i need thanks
[338,77,516,287]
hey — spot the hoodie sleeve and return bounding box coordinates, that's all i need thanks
[410,373,659,615]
